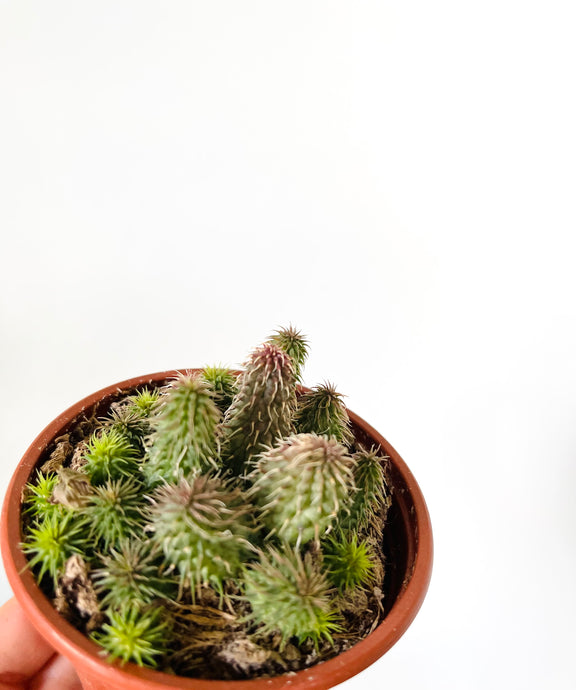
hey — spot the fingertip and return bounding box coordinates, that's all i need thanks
[29,653,82,690]
[0,598,56,682]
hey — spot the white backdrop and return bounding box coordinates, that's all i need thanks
[1,2,575,688]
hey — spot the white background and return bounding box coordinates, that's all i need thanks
[1,2,575,688]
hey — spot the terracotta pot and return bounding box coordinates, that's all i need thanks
[1,370,433,690]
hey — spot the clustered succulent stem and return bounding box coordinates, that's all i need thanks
[222,343,297,475]
[144,374,221,485]
[243,546,341,649]
[250,434,355,546]
[83,428,138,486]
[147,475,255,594]
[266,326,309,383]
[295,382,354,447]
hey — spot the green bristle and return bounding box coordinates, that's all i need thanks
[295,382,354,447]
[267,326,309,382]
[21,511,89,586]
[243,546,341,650]
[344,447,390,530]
[250,433,355,546]
[148,475,255,594]
[23,472,63,520]
[83,477,145,550]
[106,406,151,455]
[127,388,162,417]
[322,532,376,593]
[91,604,169,668]
[83,428,139,486]
[223,343,297,475]
[144,374,221,485]
[92,540,175,609]
[200,366,238,415]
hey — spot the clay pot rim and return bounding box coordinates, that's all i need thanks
[1,370,433,690]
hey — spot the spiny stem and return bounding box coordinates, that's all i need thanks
[223,343,297,475]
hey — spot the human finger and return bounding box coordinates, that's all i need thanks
[29,652,82,690]
[0,597,56,685]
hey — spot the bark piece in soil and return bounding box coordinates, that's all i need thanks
[54,555,103,633]
[51,469,93,509]
[41,436,73,474]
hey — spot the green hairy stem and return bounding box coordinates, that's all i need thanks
[295,382,354,447]
[83,428,138,486]
[243,546,341,649]
[267,326,309,382]
[251,433,355,545]
[343,447,390,531]
[223,343,297,475]
[322,531,376,593]
[144,374,221,485]
[200,366,238,415]
[147,475,255,593]
[90,604,169,667]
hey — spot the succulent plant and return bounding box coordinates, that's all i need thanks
[83,428,139,486]
[144,374,221,485]
[92,540,173,609]
[322,532,376,593]
[243,546,341,649]
[343,447,390,531]
[83,477,145,550]
[105,389,162,454]
[106,406,151,454]
[127,387,162,417]
[223,343,297,475]
[295,382,354,447]
[267,326,309,382]
[200,365,238,414]
[21,511,89,586]
[19,326,392,678]
[91,603,169,667]
[147,475,255,594]
[23,472,62,519]
[251,433,356,546]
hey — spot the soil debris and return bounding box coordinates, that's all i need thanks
[51,469,93,509]
[54,555,103,633]
[41,436,73,474]
[69,441,89,471]
[213,635,287,678]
